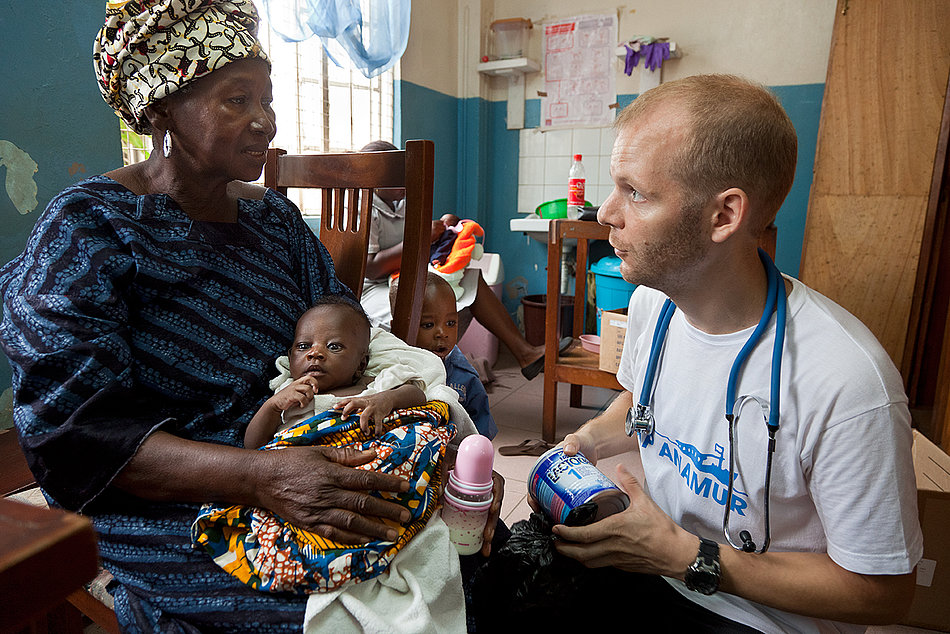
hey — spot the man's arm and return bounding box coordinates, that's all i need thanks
[561,390,640,463]
[553,463,916,625]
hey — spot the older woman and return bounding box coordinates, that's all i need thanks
[0,1,473,631]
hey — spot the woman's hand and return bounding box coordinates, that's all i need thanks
[255,444,412,544]
[480,470,505,556]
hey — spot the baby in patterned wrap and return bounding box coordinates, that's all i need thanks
[244,294,428,448]
[193,295,464,594]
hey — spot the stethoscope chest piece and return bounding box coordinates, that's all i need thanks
[626,403,654,440]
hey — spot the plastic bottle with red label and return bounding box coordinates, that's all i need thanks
[567,153,586,220]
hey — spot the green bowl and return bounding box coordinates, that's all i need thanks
[536,198,593,219]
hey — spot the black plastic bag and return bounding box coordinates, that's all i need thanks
[470,511,609,630]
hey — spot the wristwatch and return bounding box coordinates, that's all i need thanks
[684,537,721,595]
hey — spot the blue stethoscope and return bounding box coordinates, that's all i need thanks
[626,248,787,554]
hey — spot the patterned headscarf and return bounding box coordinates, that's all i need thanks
[93,0,268,134]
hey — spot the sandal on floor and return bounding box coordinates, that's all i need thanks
[520,336,574,380]
[498,439,555,456]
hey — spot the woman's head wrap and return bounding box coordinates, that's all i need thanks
[93,0,268,134]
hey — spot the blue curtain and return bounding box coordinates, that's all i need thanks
[260,0,410,78]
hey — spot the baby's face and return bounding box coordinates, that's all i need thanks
[417,284,458,359]
[289,306,369,391]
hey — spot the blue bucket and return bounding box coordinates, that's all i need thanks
[590,257,636,334]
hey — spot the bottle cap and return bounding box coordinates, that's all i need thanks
[573,153,582,161]
[453,434,494,487]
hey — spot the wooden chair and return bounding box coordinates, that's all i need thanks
[0,429,120,634]
[540,221,779,443]
[264,139,435,346]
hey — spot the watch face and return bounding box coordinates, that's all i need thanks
[685,567,719,595]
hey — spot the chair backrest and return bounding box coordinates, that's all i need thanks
[263,140,434,346]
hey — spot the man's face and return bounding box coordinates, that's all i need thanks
[596,106,712,294]
[415,284,458,359]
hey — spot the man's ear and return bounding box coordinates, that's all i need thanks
[709,187,749,244]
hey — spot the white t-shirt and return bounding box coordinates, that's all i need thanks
[616,278,923,633]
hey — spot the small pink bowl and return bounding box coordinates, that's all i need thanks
[579,334,601,353]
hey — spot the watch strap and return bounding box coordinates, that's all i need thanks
[685,537,721,595]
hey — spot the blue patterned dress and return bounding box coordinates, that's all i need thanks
[0,176,352,631]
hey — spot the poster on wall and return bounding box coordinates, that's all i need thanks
[540,13,617,129]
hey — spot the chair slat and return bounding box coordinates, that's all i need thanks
[262,140,435,345]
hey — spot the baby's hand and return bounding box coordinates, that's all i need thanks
[271,376,318,412]
[335,392,396,436]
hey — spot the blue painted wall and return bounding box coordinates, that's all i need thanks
[396,81,460,220]
[0,4,124,389]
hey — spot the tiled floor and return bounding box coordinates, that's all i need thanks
[483,347,940,634]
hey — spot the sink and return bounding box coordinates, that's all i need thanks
[510,214,550,243]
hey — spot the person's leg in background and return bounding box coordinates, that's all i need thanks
[468,273,550,378]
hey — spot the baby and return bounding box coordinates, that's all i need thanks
[195,295,473,595]
[391,273,497,439]
[245,295,426,449]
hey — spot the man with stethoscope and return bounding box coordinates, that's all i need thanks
[551,75,923,632]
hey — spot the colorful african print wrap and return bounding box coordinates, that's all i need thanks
[192,401,455,594]
[93,0,268,133]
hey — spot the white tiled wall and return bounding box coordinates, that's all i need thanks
[517,127,617,214]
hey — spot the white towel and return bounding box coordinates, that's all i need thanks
[302,515,467,634]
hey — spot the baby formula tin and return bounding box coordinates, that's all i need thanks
[529,447,629,526]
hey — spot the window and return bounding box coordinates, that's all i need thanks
[120,119,152,165]
[257,12,396,158]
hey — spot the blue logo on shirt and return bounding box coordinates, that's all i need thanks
[654,432,749,515]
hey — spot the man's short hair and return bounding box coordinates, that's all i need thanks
[615,74,798,234]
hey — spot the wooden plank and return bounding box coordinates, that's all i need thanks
[0,429,35,497]
[801,0,950,374]
[0,499,98,632]
[801,193,927,366]
[810,1,950,197]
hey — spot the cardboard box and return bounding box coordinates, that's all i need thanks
[598,309,627,373]
[902,430,950,631]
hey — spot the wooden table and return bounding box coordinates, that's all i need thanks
[0,497,98,632]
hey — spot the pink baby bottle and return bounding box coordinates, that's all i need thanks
[442,434,494,555]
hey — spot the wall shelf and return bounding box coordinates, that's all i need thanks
[477,58,541,129]
[615,41,681,92]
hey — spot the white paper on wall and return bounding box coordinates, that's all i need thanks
[540,13,617,130]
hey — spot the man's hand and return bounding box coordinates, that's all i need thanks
[552,464,695,577]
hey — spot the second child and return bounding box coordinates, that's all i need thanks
[392,273,497,439]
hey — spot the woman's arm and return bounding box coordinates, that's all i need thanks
[113,430,412,543]
[364,220,446,280]
[365,243,404,280]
